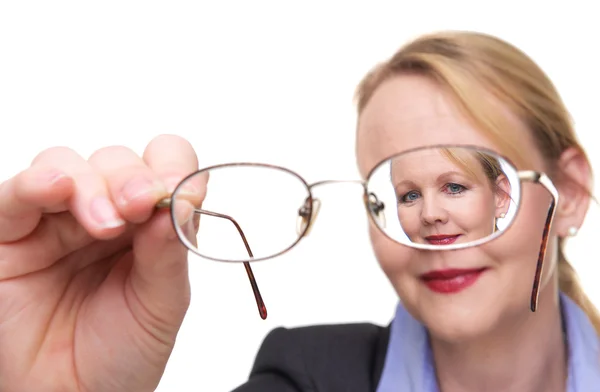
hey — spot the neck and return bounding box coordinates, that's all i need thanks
[431,288,567,392]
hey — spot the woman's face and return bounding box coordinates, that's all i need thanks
[357,74,559,341]
[391,149,510,245]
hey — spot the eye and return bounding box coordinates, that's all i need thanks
[444,183,467,194]
[399,190,420,203]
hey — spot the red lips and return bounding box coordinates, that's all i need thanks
[425,234,459,245]
[420,268,487,294]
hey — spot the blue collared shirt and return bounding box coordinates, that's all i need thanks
[376,293,600,391]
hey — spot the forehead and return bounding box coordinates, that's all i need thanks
[391,148,488,188]
[356,75,512,178]
[391,148,462,174]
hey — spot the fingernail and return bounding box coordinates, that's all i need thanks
[120,177,165,206]
[90,196,125,229]
[164,177,182,193]
[173,202,195,226]
[182,217,197,240]
[42,170,69,185]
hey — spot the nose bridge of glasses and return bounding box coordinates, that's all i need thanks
[295,179,367,237]
[308,179,366,190]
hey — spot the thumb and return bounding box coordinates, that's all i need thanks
[128,207,194,331]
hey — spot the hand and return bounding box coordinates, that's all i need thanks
[0,134,206,392]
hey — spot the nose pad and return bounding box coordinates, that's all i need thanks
[296,198,321,236]
[375,211,386,228]
[366,192,386,228]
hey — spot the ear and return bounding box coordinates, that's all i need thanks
[494,174,512,217]
[554,147,593,238]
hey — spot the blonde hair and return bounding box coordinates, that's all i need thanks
[441,148,505,189]
[355,31,600,334]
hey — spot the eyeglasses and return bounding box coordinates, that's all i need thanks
[156,144,558,319]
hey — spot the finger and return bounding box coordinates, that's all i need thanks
[144,134,206,235]
[88,146,167,224]
[31,147,127,240]
[0,166,74,242]
[128,207,194,329]
[127,134,203,315]
[0,212,96,280]
[143,134,204,195]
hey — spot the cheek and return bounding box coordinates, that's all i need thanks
[397,207,419,233]
[483,185,557,289]
[368,222,425,311]
[447,193,496,231]
[369,223,414,276]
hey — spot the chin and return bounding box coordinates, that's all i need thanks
[401,289,504,344]
[421,307,501,343]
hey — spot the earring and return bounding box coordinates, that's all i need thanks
[567,226,579,237]
[499,212,506,219]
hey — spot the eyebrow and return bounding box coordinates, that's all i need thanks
[393,170,469,191]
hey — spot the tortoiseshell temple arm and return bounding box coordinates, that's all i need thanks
[518,171,559,313]
[156,198,267,320]
[196,209,267,320]
[530,199,556,312]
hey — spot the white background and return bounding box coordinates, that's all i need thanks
[1,1,599,391]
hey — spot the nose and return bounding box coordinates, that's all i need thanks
[420,194,448,225]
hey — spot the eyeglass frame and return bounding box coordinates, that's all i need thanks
[155,144,559,320]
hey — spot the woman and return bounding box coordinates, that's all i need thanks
[0,31,597,391]
[390,147,512,244]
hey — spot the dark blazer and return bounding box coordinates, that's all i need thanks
[231,323,391,392]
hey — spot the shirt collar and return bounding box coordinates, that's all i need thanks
[376,292,600,392]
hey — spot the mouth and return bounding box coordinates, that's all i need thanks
[420,267,488,294]
[424,234,460,245]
